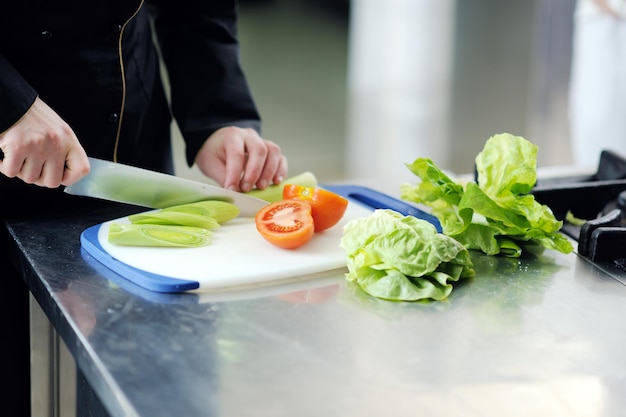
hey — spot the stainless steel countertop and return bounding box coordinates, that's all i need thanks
[7,193,626,417]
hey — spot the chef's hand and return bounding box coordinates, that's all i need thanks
[0,97,90,188]
[195,126,288,192]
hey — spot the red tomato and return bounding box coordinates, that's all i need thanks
[282,185,349,232]
[254,200,315,249]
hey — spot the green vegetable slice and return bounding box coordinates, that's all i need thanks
[108,223,212,247]
[565,210,587,227]
[161,200,240,224]
[128,212,221,229]
[128,200,240,228]
[245,171,318,203]
[340,209,474,302]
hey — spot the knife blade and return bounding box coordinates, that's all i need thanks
[64,157,268,217]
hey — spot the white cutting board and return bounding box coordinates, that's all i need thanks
[81,200,373,293]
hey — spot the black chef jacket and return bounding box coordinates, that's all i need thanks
[0,0,261,177]
[3,5,264,413]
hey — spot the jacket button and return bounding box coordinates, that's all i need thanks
[107,113,119,123]
[113,24,122,34]
[41,30,53,40]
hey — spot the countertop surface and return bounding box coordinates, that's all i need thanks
[7,193,626,417]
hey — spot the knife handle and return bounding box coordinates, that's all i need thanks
[322,184,443,233]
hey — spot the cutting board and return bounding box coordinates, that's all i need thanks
[80,185,441,293]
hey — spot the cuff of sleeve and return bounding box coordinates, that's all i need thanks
[0,54,38,134]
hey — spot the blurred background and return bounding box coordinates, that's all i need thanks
[174,0,579,186]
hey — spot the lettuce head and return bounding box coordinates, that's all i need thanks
[340,209,474,302]
[400,133,573,257]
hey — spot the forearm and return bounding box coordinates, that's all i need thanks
[147,0,261,165]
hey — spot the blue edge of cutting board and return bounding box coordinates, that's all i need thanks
[80,185,442,293]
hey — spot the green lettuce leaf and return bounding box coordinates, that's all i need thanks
[400,133,573,256]
[340,209,474,301]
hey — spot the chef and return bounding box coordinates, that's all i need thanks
[0,0,287,192]
[0,1,288,414]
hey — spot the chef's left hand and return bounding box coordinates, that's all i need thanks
[195,126,288,193]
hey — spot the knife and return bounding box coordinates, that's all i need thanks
[64,157,269,217]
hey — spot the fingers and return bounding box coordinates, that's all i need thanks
[0,97,90,188]
[21,155,60,187]
[225,128,287,192]
[236,137,268,192]
[217,128,248,191]
[198,126,288,193]
[62,148,91,186]
[240,138,286,191]
[0,140,89,188]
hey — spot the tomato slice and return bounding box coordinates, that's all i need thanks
[282,185,349,232]
[254,200,315,249]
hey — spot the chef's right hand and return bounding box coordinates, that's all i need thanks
[0,96,90,188]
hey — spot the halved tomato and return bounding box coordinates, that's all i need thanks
[282,184,349,232]
[254,200,315,249]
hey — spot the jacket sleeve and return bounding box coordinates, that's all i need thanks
[147,0,262,166]
[0,53,37,135]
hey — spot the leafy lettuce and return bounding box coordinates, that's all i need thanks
[400,133,573,257]
[340,209,475,301]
